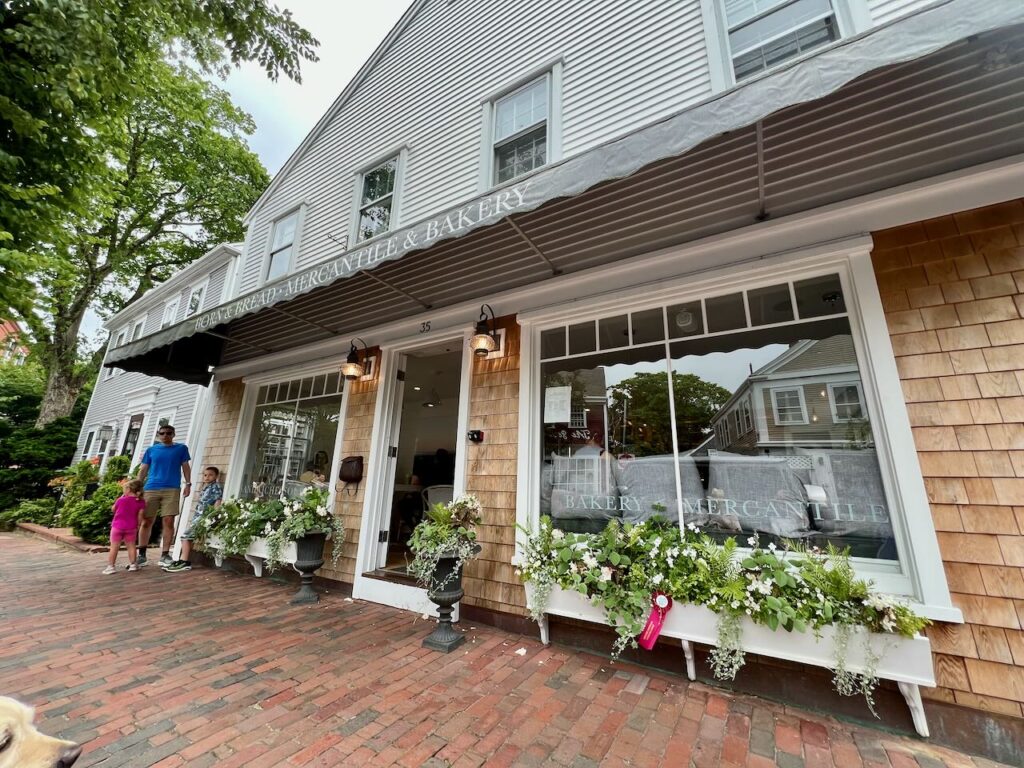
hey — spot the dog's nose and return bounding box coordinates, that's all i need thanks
[56,744,82,767]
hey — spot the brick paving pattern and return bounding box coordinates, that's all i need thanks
[0,533,1011,767]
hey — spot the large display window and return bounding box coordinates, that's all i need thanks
[239,371,344,499]
[538,271,900,572]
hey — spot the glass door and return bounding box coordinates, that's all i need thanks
[370,342,464,576]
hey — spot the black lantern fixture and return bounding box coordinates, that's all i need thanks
[469,304,498,358]
[341,337,368,380]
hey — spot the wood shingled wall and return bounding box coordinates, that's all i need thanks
[461,318,528,615]
[321,362,380,583]
[195,378,246,497]
[872,199,1024,717]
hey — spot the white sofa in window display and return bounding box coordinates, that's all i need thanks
[705,453,814,539]
[542,453,619,533]
[611,455,705,525]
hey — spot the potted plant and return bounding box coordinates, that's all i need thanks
[409,494,483,652]
[194,486,345,604]
[264,486,345,604]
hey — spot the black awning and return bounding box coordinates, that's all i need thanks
[109,327,225,385]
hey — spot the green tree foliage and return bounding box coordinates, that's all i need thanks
[0,1,317,316]
[607,372,732,455]
[18,62,272,424]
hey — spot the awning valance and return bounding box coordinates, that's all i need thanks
[106,0,1024,382]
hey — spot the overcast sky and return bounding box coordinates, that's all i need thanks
[222,0,412,175]
[84,0,412,342]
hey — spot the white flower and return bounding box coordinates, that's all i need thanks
[730,600,741,609]
[767,542,777,553]
[582,553,599,569]
[552,529,565,541]
[652,573,664,586]
[746,536,758,547]
[599,566,613,582]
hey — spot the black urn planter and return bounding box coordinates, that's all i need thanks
[290,531,326,605]
[422,547,478,653]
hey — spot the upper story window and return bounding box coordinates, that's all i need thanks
[829,381,863,422]
[130,318,145,341]
[704,0,869,87]
[356,157,399,242]
[161,297,179,329]
[771,387,808,425]
[104,329,127,379]
[493,76,549,184]
[267,210,299,281]
[186,282,206,317]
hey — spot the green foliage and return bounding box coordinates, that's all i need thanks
[59,460,101,510]
[193,487,344,573]
[62,482,121,543]
[0,361,46,435]
[101,455,131,485]
[0,0,318,260]
[0,497,59,531]
[0,416,79,511]
[606,372,732,454]
[516,518,929,709]
[409,496,483,593]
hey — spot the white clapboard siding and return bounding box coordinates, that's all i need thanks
[74,248,241,466]
[868,0,939,26]
[237,0,715,293]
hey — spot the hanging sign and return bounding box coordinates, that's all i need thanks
[543,386,572,423]
[638,592,673,650]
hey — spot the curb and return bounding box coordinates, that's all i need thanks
[15,523,107,553]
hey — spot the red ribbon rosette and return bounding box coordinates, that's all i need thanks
[638,592,673,650]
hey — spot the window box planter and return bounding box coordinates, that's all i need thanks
[206,534,298,578]
[530,584,935,737]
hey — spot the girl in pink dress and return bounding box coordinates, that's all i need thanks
[104,479,145,574]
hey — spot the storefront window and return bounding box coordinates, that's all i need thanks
[241,372,344,500]
[538,273,897,564]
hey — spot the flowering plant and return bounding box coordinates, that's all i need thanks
[516,516,928,712]
[408,495,482,593]
[193,486,344,573]
[263,486,345,571]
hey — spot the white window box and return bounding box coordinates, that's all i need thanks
[531,583,934,737]
[205,535,298,578]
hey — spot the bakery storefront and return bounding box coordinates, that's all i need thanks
[105,15,1024,758]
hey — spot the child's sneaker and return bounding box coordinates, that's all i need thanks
[165,560,192,572]
[159,552,173,567]
[102,565,117,575]
[127,563,138,572]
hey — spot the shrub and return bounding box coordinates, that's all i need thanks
[102,455,131,485]
[59,460,100,512]
[0,498,59,531]
[0,417,79,511]
[62,483,122,543]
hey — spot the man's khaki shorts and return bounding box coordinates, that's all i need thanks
[143,489,181,518]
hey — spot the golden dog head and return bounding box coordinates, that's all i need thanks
[0,697,81,768]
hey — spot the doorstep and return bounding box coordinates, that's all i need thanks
[14,523,107,553]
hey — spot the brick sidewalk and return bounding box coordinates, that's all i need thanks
[0,533,1008,767]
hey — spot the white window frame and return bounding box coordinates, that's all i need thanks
[263,207,304,284]
[827,380,865,423]
[224,360,350,503]
[698,0,872,91]
[161,297,180,329]
[515,243,960,619]
[770,386,808,425]
[478,60,563,191]
[350,149,406,245]
[130,318,146,341]
[185,278,209,318]
[105,329,128,379]
[741,396,754,433]
[81,429,96,460]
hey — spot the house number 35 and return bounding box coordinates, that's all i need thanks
[419,321,431,334]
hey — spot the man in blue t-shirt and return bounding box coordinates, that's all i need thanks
[136,424,192,567]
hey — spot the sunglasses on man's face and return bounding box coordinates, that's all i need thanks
[158,431,174,436]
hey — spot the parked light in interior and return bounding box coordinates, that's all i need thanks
[470,303,498,357]
[341,337,368,380]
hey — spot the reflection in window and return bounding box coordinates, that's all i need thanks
[538,276,897,564]
[241,374,344,500]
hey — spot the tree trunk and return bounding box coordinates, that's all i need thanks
[35,356,82,427]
